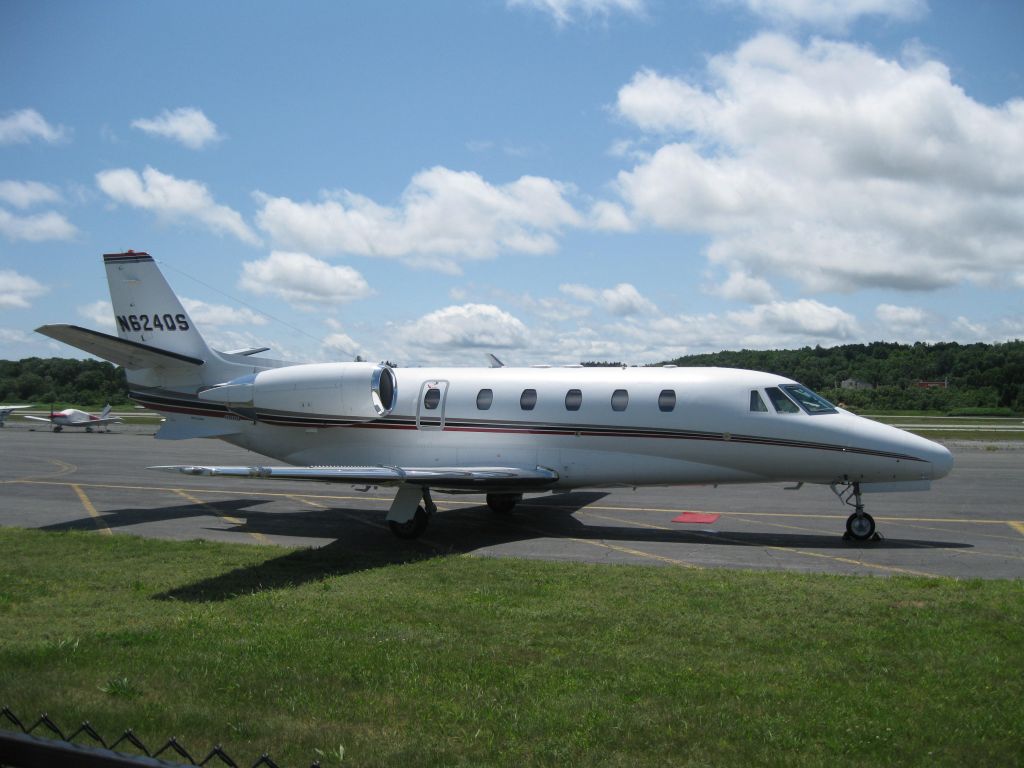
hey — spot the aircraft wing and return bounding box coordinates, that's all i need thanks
[35,324,204,369]
[0,405,31,412]
[87,417,125,427]
[150,464,559,491]
[21,415,53,422]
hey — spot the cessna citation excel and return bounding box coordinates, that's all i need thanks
[37,252,953,541]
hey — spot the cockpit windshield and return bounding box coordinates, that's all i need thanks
[780,384,838,415]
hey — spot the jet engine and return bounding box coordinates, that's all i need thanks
[198,362,397,422]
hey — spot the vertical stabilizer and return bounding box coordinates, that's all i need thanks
[104,251,211,362]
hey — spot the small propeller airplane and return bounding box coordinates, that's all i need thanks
[0,404,32,427]
[23,404,124,433]
[36,251,953,541]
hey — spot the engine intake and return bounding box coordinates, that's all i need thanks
[199,362,397,421]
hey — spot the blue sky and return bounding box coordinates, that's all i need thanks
[2,0,1023,366]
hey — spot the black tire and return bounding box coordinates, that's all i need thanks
[845,512,876,541]
[53,425,62,433]
[388,506,428,539]
[486,493,521,514]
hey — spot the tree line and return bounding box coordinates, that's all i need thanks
[3,340,1022,412]
[661,340,1024,414]
[0,358,130,407]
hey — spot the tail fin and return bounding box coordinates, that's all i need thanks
[104,251,211,362]
[100,404,112,418]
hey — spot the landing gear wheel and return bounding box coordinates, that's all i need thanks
[486,493,521,514]
[845,512,876,541]
[53,425,62,433]
[388,506,428,539]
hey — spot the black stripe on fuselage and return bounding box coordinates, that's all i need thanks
[131,387,927,464]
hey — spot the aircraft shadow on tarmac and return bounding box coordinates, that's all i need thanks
[39,491,971,603]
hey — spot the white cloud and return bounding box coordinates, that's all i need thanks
[323,332,363,359]
[589,200,634,232]
[131,107,222,149]
[0,209,77,241]
[96,166,259,244]
[559,282,656,315]
[559,283,599,303]
[507,0,645,25]
[613,34,1024,293]
[255,167,582,271]
[404,304,529,350]
[0,108,68,144]
[952,316,987,339]
[0,328,34,345]
[709,270,779,303]
[238,251,371,308]
[180,298,268,328]
[728,299,860,340]
[0,270,49,309]
[601,283,658,316]
[77,300,114,329]
[875,303,927,327]
[717,0,927,29]
[0,181,62,209]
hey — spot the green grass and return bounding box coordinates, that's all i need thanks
[0,528,1021,767]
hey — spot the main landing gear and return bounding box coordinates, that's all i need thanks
[831,481,879,542]
[387,485,436,539]
[486,493,521,514]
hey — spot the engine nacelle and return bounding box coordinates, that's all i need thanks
[198,362,397,422]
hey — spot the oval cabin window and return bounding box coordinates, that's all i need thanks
[565,389,582,411]
[520,389,537,410]
[611,389,629,412]
[423,388,441,410]
[658,389,676,412]
[476,388,493,410]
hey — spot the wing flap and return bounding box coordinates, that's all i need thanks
[149,464,559,489]
[35,324,204,369]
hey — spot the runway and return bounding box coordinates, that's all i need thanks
[1,422,1022,579]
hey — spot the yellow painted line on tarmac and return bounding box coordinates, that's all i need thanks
[171,489,272,545]
[589,510,941,578]
[571,537,703,569]
[1,458,78,484]
[70,483,111,536]
[7,479,1017,527]
[1008,522,1024,537]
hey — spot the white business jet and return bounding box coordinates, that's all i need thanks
[36,252,952,541]
[23,404,124,432]
[0,404,32,427]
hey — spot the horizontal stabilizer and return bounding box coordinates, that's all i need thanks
[222,347,270,356]
[150,464,559,489]
[35,324,204,369]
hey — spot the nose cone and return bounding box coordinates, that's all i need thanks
[927,441,954,479]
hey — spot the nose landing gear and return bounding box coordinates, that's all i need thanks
[831,481,880,542]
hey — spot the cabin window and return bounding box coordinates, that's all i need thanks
[520,389,537,411]
[658,389,676,412]
[765,386,799,414]
[781,384,838,415]
[750,390,768,412]
[424,388,441,410]
[611,389,629,412]
[476,388,493,410]
[565,389,583,411]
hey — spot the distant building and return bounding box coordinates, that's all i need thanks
[840,378,874,390]
[916,379,949,389]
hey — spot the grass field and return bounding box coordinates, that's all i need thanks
[1,529,1022,766]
